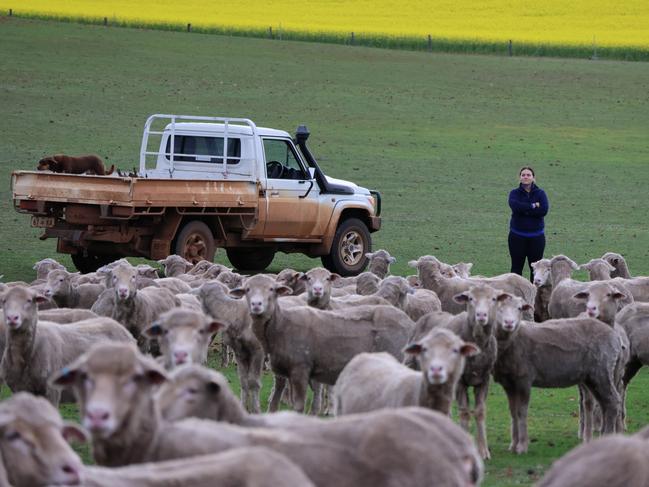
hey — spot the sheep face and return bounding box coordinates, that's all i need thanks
[531,259,551,287]
[301,267,340,302]
[51,343,167,439]
[365,249,396,278]
[452,263,473,279]
[0,393,85,487]
[216,270,243,289]
[32,258,65,280]
[356,271,381,295]
[111,264,139,301]
[580,259,615,281]
[1,286,46,331]
[157,255,193,277]
[275,269,304,294]
[405,329,479,385]
[136,264,160,280]
[454,285,510,328]
[573,282,626,325]
[143,309,223,369]
[44,269,73,301]
[157,366,227,421]
[378,276,413,308]
[230,275,292,320]
[496,295,531,334]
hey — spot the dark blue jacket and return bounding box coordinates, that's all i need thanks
[509,183,549,237]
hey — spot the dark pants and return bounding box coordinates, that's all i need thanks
[508,232,546,282]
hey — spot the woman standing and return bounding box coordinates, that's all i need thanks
[508,167,549,281]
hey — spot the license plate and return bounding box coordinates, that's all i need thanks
[31,216,55,228]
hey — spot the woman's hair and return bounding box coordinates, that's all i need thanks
[519,166,535,177]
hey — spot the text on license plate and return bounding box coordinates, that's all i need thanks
[31,216,55,228]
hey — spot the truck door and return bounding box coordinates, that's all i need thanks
[262,138,320,238]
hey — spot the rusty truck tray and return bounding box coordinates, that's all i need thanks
[11,171,259,209]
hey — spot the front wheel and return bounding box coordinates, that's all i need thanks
[174,221,216,264]
[226,248,275,272]
[321,218,371,277]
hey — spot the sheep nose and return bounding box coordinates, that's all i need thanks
[117,287,129,298]
[476,312,488,322]
[61,463,80,483]
[5,314,20,327]
[86,409,110,428]
[312,285,323,295]
[44,288,53,296]
[174,350,189,364]
[430,365,444,374]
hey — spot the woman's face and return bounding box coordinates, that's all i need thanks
[519,169,535,185]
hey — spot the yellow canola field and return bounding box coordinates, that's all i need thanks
[3,0,648,48]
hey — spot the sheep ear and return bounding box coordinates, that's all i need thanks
[157,259,167,265]
[329,273,341,282]
[522,303,533,312]
[138,356,169,386]
[460,343,480,357]
[573,291,590,300]
[404,343,423,355]
[388,257,397,264]
[33,293,49,304]
[205,320,226,334]
[275,285,293,297]
[50,358,86,388]
[453,292,470,304]
[578,263,589,271]
[298,273,308,282]
[569,259,579,270]
[466,263,473,271]
[143,322,164,338]
[497,293,513,302]
[206,381,221,394]
[606,262,616,272]
[365,252,375,259]
[407,260,418,269]
[62,423,89,444]
[407,286,416,295]
[229,288,246,299]
[612,292,626,301]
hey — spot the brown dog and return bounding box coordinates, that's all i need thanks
[37,154,115,175]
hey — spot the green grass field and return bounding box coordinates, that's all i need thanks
[1,17,649,486]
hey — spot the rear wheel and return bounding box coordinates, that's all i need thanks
[321,218,371,277]
[226,248,275,272]
[71,253,118,274]
[174,221,216,264]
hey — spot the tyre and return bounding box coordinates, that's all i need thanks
[174,221,216,264]
[71,253,118,274]
[226,248,275,272]
[321,218,371,276]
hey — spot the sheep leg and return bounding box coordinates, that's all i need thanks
[578,385,594,442]
[220,342,230,368]
[455,383,471,431]
[504,387,520,452]
[289,369,309,413]
[45,388,61,408]
[268,374,287,413]
[247,348,264,414]
[473,383,491,460]
[309,380,323,415]
[514,387,531,454]
[590,376,621,436]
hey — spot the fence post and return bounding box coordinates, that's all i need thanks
[9,8,12,16]
[427,34,432,52]
[508,40,512,56]
[351,31,355,45]
[103,16,107,26]
[269,26,273,39]
[187,23,191,33]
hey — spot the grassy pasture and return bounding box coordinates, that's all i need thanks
[1,18,649,485]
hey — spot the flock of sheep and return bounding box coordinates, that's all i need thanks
[0,249,648,486]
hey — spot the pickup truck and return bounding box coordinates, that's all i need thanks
[12,115,381,276]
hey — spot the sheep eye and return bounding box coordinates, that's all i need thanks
[186,387,198,395]
[5,431,21,442]
[59,278,64,282]
[452,348,459,354]
[492,298,496,302]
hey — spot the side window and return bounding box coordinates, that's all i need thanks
[263,139,306,179]
[165,136,241,164]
